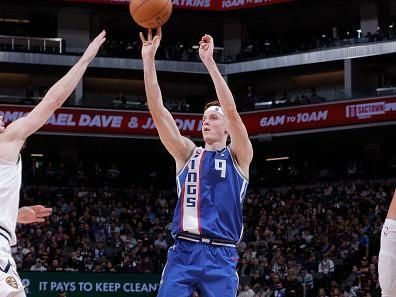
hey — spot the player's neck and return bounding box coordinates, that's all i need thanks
[204,140,227,151]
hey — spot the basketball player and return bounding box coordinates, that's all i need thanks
[0,31,106,297]
[379,189,396,297]
[140,28,253,297]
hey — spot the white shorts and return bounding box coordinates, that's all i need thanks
[0,239,25,297]
[379,219,396,297]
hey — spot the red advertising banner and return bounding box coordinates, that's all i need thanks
[58,0,293,11]
[243,97,396,136]
[0,96,395,138]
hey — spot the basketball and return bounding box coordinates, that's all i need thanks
[129,0,173,29]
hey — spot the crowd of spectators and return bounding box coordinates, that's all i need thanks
[2,83,327,113]
[111,91,192,112]
[237,24,396,61]
[100,39,224,63]
[2,22,396,64]
[96,24,396,64]
[240,86,327,111]
[97,23,396,63]
[14,156,395,297]
[1,83,329,113]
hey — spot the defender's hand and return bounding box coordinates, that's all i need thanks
[81,30,106,64]
[17,205,52,224]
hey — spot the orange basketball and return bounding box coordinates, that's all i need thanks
[129,0,173,29]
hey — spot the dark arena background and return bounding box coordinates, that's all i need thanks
[1,0,396,296]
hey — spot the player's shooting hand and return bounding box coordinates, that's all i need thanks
[140,27,162,61]
[199,34,214,65]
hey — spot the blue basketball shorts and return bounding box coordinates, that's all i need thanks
[157,239,239,297]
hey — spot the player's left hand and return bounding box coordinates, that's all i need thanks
[199,34,214,65]
[140,27,162,61]
[17,205,52,224]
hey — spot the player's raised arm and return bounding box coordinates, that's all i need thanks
[6,31,106,140]
[198,34,253,176]
[140,27,195,169]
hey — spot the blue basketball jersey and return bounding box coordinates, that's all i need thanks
[172,146,249,243]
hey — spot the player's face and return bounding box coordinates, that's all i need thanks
[0,116,5,134]
[202,110,227,143]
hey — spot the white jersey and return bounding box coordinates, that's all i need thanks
[0,156,22,246]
